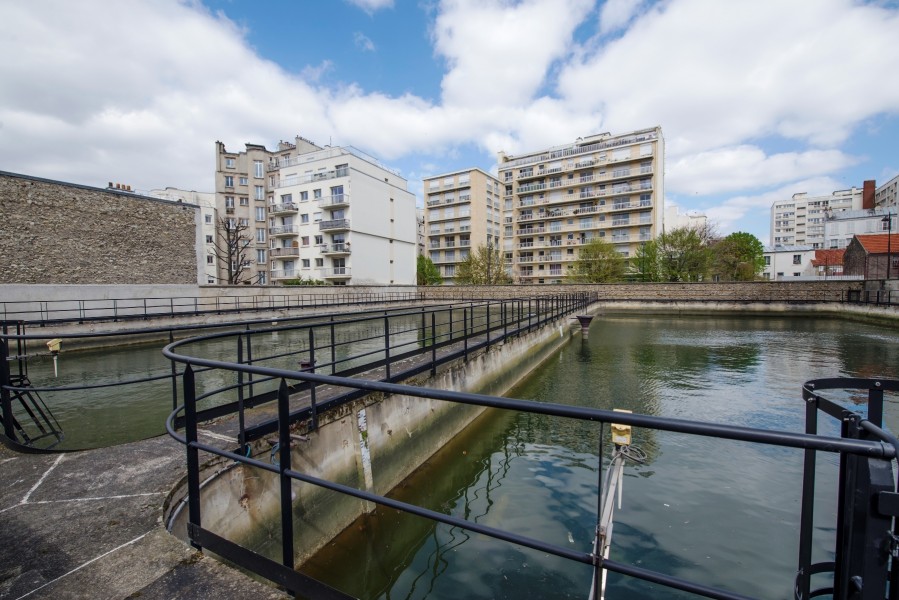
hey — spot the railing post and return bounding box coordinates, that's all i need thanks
[308,328,318,430]
[245,325,255,401]
[330,316,336,375]
[236,335,246,456]
[486,302,491,348]
[169,330,178,411]
[277,378,295,571]
[431,312,437,376]
[797,393,819,600]
[1,325,15,441]
[593,422,605,600]
[183,365,202,549]
[463,308,469,361]
[383,315,391,381]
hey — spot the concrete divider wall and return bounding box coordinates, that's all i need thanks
[169,306,589,566]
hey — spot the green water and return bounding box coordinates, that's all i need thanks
[300,315,899,599]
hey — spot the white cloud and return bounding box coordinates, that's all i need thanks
[345,0,394,13]
[599,0,645,35]
[353,32,376,52]
[667,146,859,196]
[704,176,844,237]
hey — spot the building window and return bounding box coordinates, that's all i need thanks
[254,186,264,200]
[204,214,213,224]
[301,214,310,224]
[254,161,264,178]
[315,258,324,267]
[300,191,309,201]
[313,189,322,199]
[764,256,771,266]
[281,193,292,203]
[256,249,266,264]
[255,207,265,221]
[238,218,248,227]
[301,236,310,246]
[239,196,249,206]
[225,158,235,168]
[314,212,322,222]
[239,177,248,186]
[205,234,213,244]
[256,229,266,243]
[206,255,214,265]
[302,259,311,268]
[793,255,802,265]
[258,271,266,285]
[224,176,234,187]
[225,196,234,208]
[314,235,323,245]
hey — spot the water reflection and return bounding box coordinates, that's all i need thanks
[301,315,899,600]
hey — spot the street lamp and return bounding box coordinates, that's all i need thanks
[883,213,893,280]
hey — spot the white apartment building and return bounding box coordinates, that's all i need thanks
[148,187,217,284]
[422,168,503,284]
[770,187,864,248]
[664,206,707,232]
[876,174,899,209]
[762,245,816,280]
[823,207,895,249]
[497,127,664,284]
[216,137,417,286]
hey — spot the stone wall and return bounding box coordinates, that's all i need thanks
[418,280,865,303]
[0,171,199,285]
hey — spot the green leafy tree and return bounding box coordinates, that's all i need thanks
[632,240,661,282]
[569,238,626,282]
[456,245,511,285]
[713,232,765,281]
[656,226,713,282]
[417,254,443,285]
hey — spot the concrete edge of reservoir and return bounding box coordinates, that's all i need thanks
[164,304,599,569]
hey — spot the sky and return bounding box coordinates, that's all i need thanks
[1,0,898,242]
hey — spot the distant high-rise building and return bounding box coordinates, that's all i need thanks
[497,127,664,283]
[664,206,707,232]
[215,137,417,285]
[875,174,899,209]
[770,186,866,249]
[422,168,503,284]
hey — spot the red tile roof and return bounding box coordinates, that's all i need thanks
[855,233,899,254]
[811,248,845,267]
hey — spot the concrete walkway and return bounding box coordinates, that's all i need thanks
[0,435,289,600]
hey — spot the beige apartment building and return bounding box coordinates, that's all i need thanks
[215,136,416,285]
[497,127,665,283]
[770,185,867,249]
[422,168,504,284]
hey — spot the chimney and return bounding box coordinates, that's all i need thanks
[863,179,875,209]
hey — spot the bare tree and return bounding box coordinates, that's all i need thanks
[209,217,257,284]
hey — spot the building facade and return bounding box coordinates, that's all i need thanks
[822,207,894,250]
[497,127,664,284]
[761,245,816,280]
[664,206,707,231]
[422,168,503,284]
[843,233,899,279]
[875,174,899,209]
[215,137,417,286]
[148,187,217,284]
[770,186,866,248]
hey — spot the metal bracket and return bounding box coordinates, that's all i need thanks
[876,491,899,518]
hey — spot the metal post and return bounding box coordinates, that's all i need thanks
[236,336,246,456]
[169,330,178,411]
[796,394,819,599]
[486,302,491,348]
[245,325,255,402]
[330,316,336,375]
[431,312,437,376]
[183,365,202,549]
[383,315,391,381]
[593,422,605,600]
[1,325,15,441]
[463,308,469,361]
[308,328,318,430]
[277,379,295,570]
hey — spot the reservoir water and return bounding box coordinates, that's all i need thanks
[301,314,899,599]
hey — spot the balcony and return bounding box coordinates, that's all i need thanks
[322,267,352,279]
[426,198,442,207]
[460,239,471,247]
[321,243,351,255]
[517,183,547,194]
[273,167,349,188]
[269,225,299,236]
[429,241,441,249]
[318,193,350,208]
[611,219,630,227]
[518,256,534,263]
[516,227,545,235]
[270,269,299,280]
[269,202,298,215]
[270,246,300,258]
[319,218,350,231]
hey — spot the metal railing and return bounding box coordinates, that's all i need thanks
[843,289,897,306]
[163,317,899,599]
[0,291,424,326]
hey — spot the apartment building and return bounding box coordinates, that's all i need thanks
[823,206,895,249]
[762,245,816,280]
[148,187,217,284]
[770,185,869,249]
[876,174,899,209]
[664,205,707,231]
[497,127,664,283]
[215,137,417,285]
[422,168,503,283]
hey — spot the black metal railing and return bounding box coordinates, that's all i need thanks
[843,289,897,307]
[163,319,899,598]
[1,295,592,451]
[0,290,423,326]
